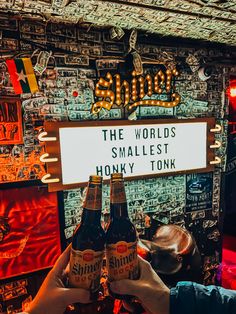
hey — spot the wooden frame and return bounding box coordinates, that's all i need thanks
[44,118,216,192]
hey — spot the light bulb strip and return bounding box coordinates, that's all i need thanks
[39,153,58,163]
[210,156,221,165]
[41,173,60,184]
[38,131,57,142]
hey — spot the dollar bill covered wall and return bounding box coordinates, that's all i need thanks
[0,12,236,313]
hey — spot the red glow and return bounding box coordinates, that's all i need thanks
[228,80,236,117]
[0,187,61,279]
[228,80,236,99]
[230,87,236,98]
[222,235,236,291]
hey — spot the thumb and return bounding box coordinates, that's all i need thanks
[110,279,141,297]
[62,288,91,304]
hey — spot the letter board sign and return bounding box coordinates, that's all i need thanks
[40,118,217,191]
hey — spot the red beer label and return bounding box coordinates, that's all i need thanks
[83,252,94,262]
[117,243,127,254]
[69,248,104,291]
[106,241,139,281]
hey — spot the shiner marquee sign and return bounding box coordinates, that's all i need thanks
[39,118,218,192]
[91,68,181,113]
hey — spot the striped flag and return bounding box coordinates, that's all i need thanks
[6,58,39,95]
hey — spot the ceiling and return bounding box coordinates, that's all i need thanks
[1,0,236,46]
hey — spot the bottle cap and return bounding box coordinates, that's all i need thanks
[111,173,123,181]
[89,175,102,184]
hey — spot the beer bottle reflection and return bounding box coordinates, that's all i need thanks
[106,173,139,299]
[69,175,105,299]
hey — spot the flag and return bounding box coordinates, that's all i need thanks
[6,58,39,95]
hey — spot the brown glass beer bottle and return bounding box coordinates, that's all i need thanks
[106,173,139,299]
[69,175,105,299]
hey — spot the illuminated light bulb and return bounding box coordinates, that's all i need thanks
[101,91,105,95]
[145,100,148,104]
[173,102,176,106]
[151,101,154,105]
[117,88,120,92]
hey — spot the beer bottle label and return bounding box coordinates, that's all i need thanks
[106,241,139,281]
[69,248,104,291]
[110,182,127,204]
[83,186,102,210]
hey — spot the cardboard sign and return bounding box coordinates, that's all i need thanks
[43,118,215,191]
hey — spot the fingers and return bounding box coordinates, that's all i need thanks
[110,279,140,297]
[137,255,154,278]
[62,288,91,304]
[122,300,135,313]
[52,244,71,276]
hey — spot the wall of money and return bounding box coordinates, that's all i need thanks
[1,13,236,295]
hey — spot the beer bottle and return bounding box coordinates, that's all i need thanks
[106,173,139,299]
[69,175,105,299]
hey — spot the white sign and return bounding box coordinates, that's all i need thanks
[59,122,207,185]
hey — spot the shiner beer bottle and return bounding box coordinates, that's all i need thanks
[106,173,139,299]
[69,175,105,298]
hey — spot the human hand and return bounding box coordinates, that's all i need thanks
[28,245,90,314]
[110,256,170,314]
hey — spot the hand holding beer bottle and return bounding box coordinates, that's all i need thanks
[68,175,106,300]
[106,173,139,300]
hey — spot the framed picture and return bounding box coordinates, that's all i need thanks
[0,98,23,145]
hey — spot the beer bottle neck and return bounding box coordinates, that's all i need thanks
[110,203,129,219]
[81,209,102,225]
[81,182,102,225]
[110,180,128,220]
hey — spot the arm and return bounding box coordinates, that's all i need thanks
[20,245,90,314]
[110,256,170,314]
[170,281,236,314]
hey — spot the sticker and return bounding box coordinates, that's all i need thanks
[69,248,104,292]
[106,241,139,281]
